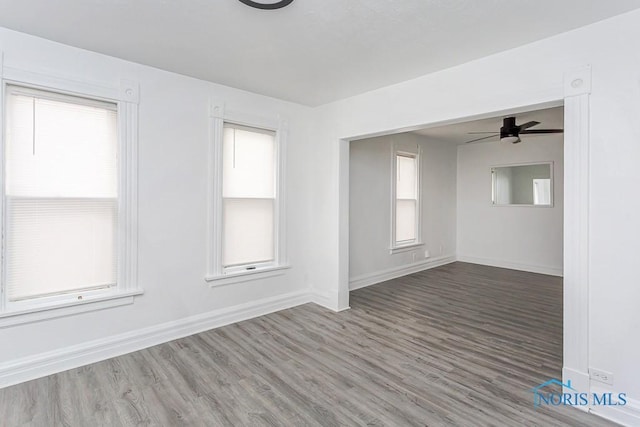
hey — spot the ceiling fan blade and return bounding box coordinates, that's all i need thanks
[467,131,499,134]
[464,134,499,144]
[518,121,540,131]
[520,129,564,134]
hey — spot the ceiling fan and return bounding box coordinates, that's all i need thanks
[464,117,563,144]
[238,0,294,9]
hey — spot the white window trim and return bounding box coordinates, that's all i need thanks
[0,59,141,327]
[0,289,142,329]
[390,146,423,253]
[389,242,425,255]
[205,101,289,285]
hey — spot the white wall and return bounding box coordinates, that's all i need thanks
[0,27,315,381]
[349,133,456,287]
[457,135,563,276]
[309,8,640,424]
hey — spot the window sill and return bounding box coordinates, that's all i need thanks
[205,265,291,287]
[389,242,424,254]
[0,289,144,329]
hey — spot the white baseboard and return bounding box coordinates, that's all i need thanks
[563,366,590,411]
[590,398,640,427]
[349,255,456,291]
[0,290,311,389]
[308,289,350,312]
[457,255,563,277]
[562,367,640,426]
[309,289,335,310]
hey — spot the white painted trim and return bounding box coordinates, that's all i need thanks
[0,67,140,317]
[0,290,143,329]
[2,66,126,103]
[275,119,289,267]
[562,65,591,392]
[562,366,591,414]
[119,79,139,104]
[389,242,425,254]
[206,101,224,277]
[118,86,140,293]
[337,138,351,312]
[205,265,291,287]
[309,289,349,312]
[0,290,311,389]
[0,52,5,315]
[349,255,456,291]
[590,394,640,427]
[206,100,288,280]
[564,65,592,97]
[207,100,225,277]
[456,255,563,277]
[223,108,282,132]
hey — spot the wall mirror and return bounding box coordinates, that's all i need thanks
[491,163,553,206]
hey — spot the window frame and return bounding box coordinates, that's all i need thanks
[221,122,277,273]
[205,102,288,286]
[390,147,423,254]
[0,65,141,327]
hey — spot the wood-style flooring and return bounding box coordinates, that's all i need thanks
[0,262,615,426]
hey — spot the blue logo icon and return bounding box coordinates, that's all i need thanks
[531,378,626,408]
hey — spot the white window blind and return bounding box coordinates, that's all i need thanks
[395,154,418,244]
[222,124,276,268]
[4,86,118,301]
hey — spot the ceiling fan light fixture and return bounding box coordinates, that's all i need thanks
[464,115,562,145]
[499,117,520,143]
[238,0,295,9]
[501,135,521,144]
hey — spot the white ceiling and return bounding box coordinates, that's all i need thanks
[0,1,639,106]
[412,106,564,145]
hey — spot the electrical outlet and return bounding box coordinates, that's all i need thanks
[412,252,417,261]
[589,368,614,385]
[424,250,430,258]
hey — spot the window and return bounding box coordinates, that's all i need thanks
[222,124,276,270]
[392,151,421,250]
[533,179,551,205]
[206,104,288,285]
[4,86,118,303]
[1,78,140,323]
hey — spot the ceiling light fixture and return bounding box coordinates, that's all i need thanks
[501,135,521,144]
[238,0,294,10]
[500,117,521,143]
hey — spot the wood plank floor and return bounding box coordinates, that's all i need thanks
[1,262,615,426]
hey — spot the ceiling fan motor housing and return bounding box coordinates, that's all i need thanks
[500,117,517,137]
[500,117,520,143]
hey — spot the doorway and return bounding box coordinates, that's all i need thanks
[338,73,592,396]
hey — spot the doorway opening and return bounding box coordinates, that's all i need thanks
[338,80,592,397]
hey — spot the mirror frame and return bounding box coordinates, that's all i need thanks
[490,161,554,207]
